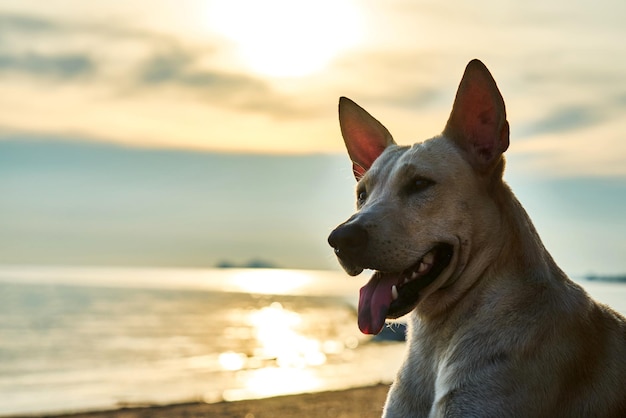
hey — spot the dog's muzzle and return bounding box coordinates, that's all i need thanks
[329,220,455,335]
[328,222,368,276]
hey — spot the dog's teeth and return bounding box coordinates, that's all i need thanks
[403,277,410,284]
[392,285,399,301]
[422,252,435,265]
[411,271,419,280]
[418,262,429,274]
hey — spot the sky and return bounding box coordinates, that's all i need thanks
[0,0,625,276]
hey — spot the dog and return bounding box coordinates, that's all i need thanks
[328,59,626,417]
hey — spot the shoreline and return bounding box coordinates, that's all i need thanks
[5,384,391,418]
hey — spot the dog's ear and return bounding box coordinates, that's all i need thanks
[339,97,396,180]
[443,59,509,175]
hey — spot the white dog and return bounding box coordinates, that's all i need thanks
[328,59,626,417]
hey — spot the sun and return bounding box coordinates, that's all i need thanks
[206,0,363,78]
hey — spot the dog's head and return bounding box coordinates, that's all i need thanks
[328,59,510,334]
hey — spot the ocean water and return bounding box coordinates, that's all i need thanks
[0,267,625,416]
[0,267,406,416]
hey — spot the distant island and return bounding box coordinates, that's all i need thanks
[585,274,626,283]
[216,259,279,269]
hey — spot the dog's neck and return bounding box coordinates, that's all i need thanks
[492,181,566,282]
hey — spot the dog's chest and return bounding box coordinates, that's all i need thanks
[391,318,463,416]
[429,352,459,415]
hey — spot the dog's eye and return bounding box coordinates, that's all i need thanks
[357,190,367,205]
[407,177,434,194]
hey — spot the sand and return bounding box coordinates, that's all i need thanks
[15,384,391,418]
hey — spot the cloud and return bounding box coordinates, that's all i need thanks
[517,106,604,138]
[136,48,324,118]
[0,14,94,79]
[0,5,623,160]
[0,52,94,79]
[138,49,269,95]
[330,49,459,110]
[0,11,323,120]
[367,87,442,109]
[0,13,58,33]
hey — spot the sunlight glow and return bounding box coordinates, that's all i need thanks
[206,0,363,77]
[231,269,313,295]
[218,351,247,371]
[222,367,322,401]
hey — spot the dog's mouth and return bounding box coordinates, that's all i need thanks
[357,244,453,335]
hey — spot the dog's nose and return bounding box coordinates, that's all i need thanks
[328,223,368,260]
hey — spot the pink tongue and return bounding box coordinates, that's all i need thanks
[358,273,397,335]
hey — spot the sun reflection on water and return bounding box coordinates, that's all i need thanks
[219,301,333,401]
[249,302,327,368]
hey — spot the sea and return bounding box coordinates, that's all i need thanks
[1,267,625,417]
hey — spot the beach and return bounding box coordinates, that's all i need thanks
[12,385,390,418]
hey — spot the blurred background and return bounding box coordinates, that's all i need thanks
[0,0,625,415]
